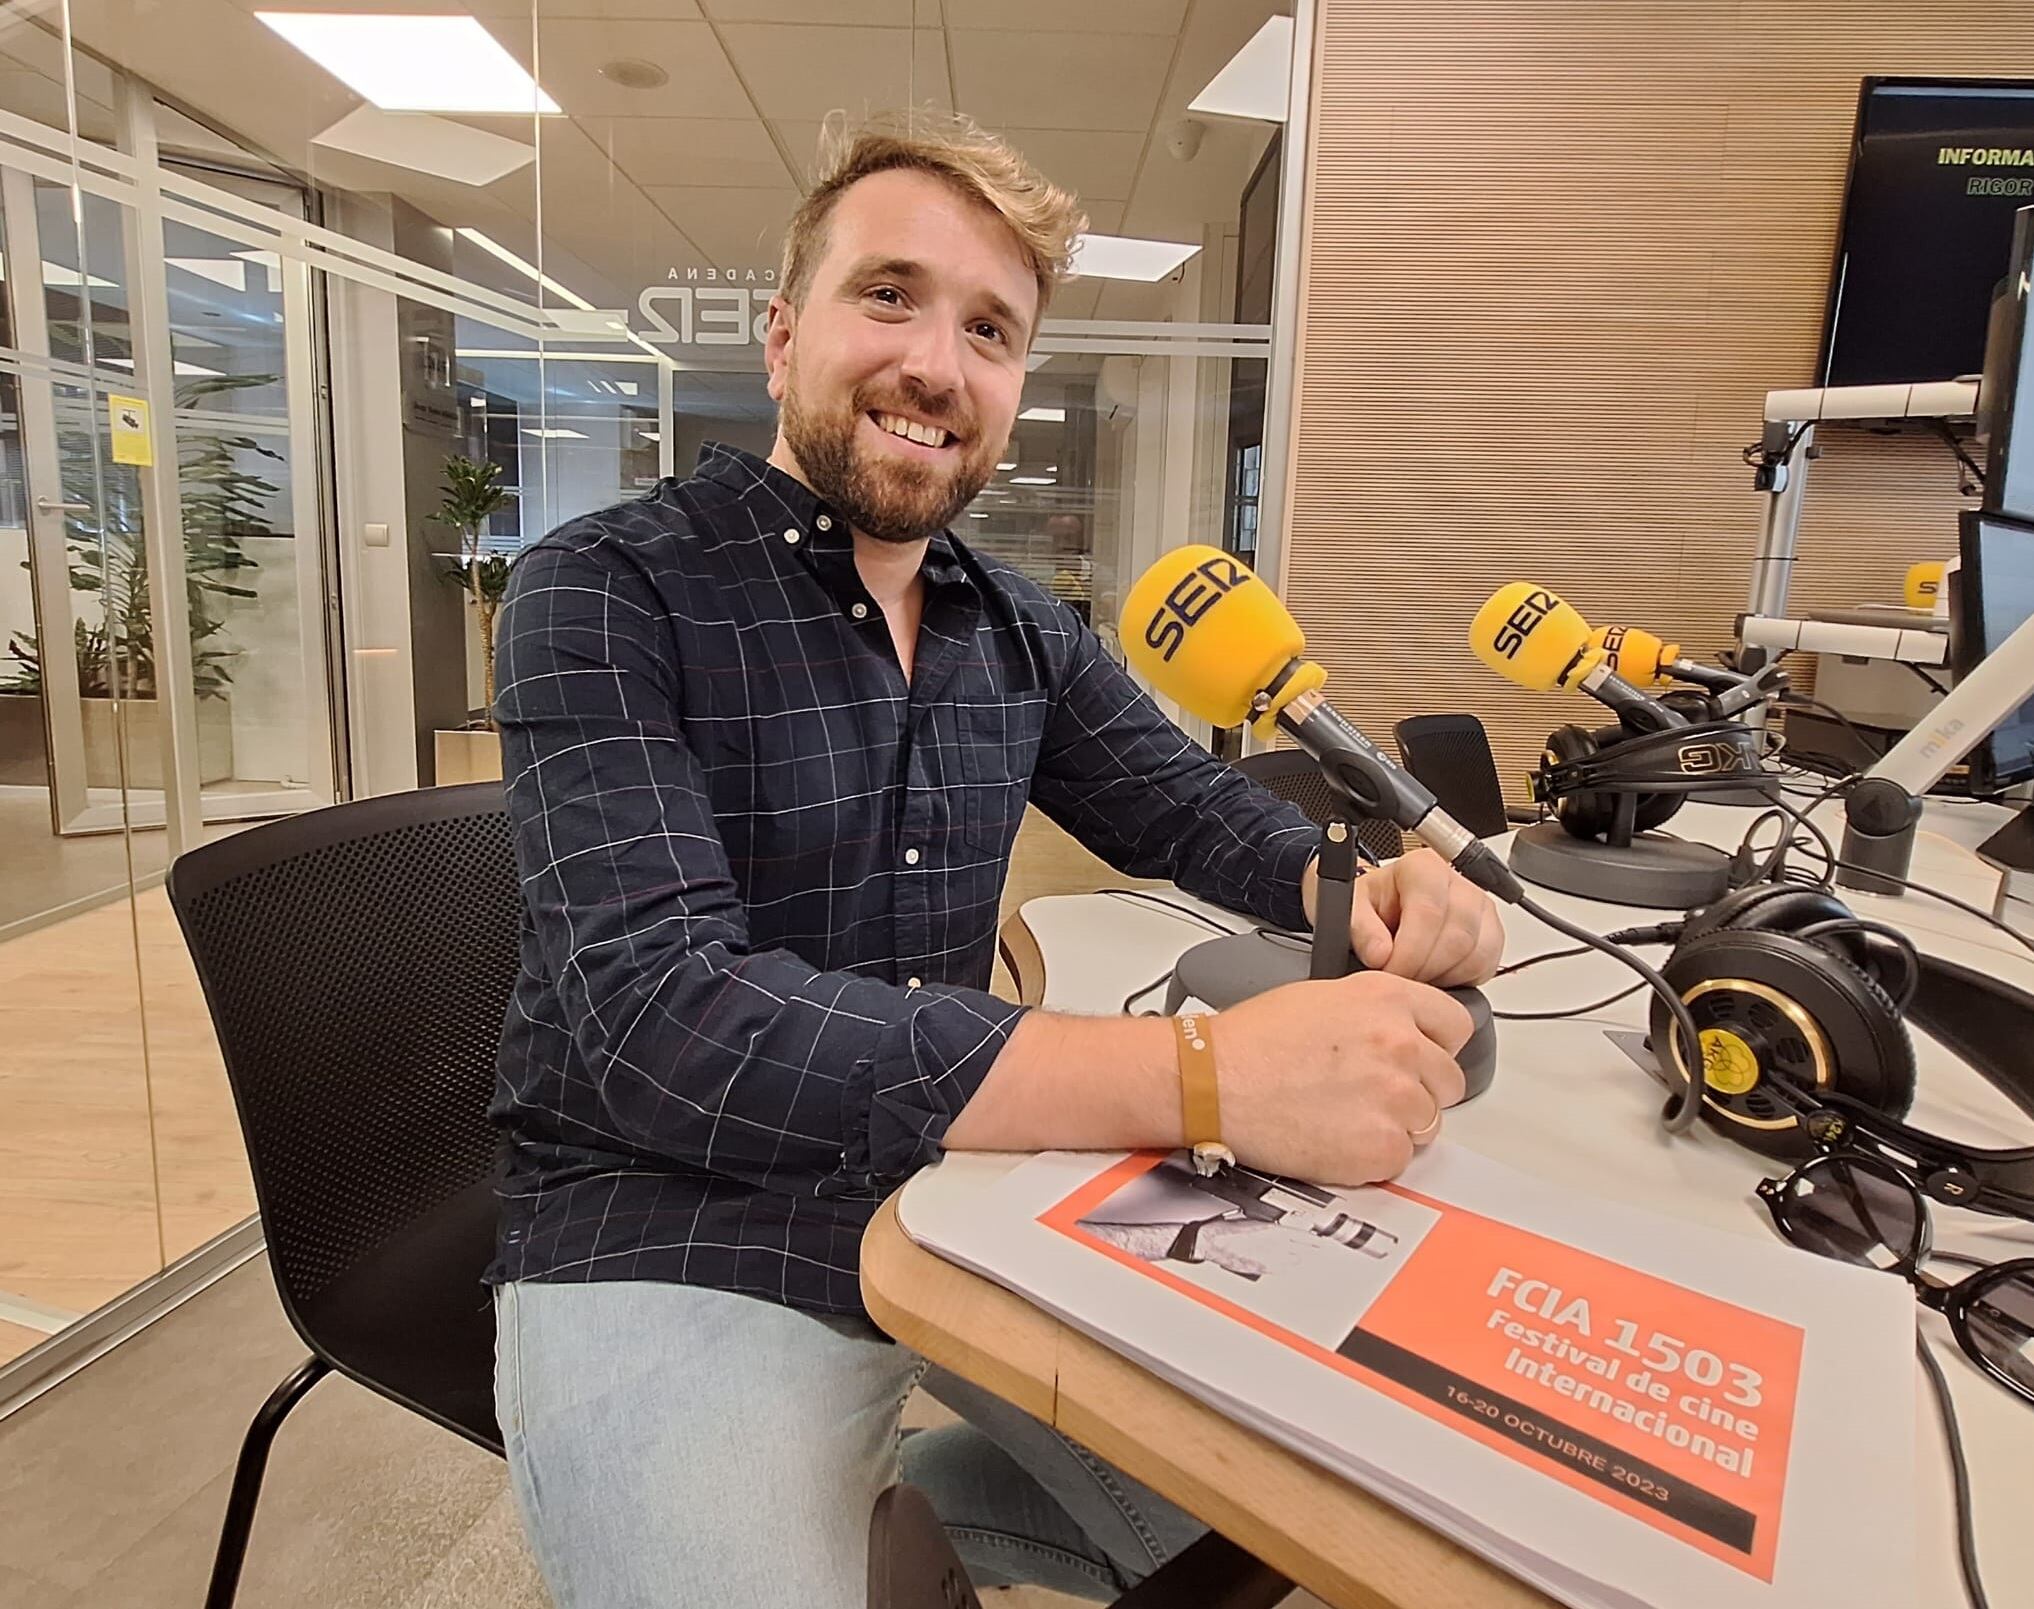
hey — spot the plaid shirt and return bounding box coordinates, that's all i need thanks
[488,443,1320,1314]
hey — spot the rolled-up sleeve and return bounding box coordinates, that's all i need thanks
[1028,607,1321,931]
[494,536,1027,1198]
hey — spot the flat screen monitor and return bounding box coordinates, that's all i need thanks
[1951,508,2034,790]
[1821,78,2034,388]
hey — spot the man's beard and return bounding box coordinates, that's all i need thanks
[780,372,997,545]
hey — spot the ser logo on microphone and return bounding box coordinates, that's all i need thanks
[1489,588,1559,660]
[1142,552,1252,662]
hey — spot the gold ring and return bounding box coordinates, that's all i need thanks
[1410,1100,1443,1146]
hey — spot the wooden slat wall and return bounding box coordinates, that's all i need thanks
[1285,2,2034,797]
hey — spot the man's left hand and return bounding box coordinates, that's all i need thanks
[1304,847,1505,988]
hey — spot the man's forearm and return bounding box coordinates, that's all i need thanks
[942,1011,1183,1153]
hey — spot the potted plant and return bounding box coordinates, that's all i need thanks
[430,453,515,783]
[2,373,270,789]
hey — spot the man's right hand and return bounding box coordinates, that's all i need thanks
[1213,971,1473,1186]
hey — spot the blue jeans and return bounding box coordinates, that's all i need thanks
[494,1279,1209,1607]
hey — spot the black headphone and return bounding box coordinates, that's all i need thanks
[1536,717,1766,842]
[1647,879,2034,1219]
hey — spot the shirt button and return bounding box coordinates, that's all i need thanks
[907,976,923,989]
[783,527,801,544]
[851,602,868,620]
[816,513,833,531]
[903,847,921,866]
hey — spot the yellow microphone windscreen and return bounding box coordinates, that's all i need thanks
[1904,561,1946,610]
[1120,545,1318,731]
[1470,583,1599,692]
[1588,624,1676,687]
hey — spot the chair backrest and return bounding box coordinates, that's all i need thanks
[166,783,518,1330]
[1232,750,1404,862]
[1393,713,1510,838]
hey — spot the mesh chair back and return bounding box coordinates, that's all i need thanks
[1393,713,1510,838]
[1233,750,1404,861]
[166,784,518,1330]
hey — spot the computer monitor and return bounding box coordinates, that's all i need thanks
[1951,508,2034,790]
[1978,205,2034,521]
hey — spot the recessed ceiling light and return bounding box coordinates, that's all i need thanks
[256,13,560,115]
[458,228,595,312]
[1010,475,1055,485]
[466,395,487,407]
[612,380,639,396]
[967,511,988,518]
[638,429,661,442]
[523,426,588,439]
[996,461,1016,470]
[1018,406,1065,422]
[1071,233,1201,282]
[103,356,223,378]
[1188,15,1293,124]
[167,257,246,291]
[312,105,534,187]
[599,58,669,91]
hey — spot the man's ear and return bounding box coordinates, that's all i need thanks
[763,295,794,402]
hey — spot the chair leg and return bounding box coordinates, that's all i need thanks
[867,1483,982,1609]
[203,1354,330,1609]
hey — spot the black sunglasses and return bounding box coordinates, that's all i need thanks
[1756,1152,2034,1407]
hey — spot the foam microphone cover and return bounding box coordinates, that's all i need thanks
[1120,545,1321,730]
[1588,624,1677,687]
[1470,583,1599,692]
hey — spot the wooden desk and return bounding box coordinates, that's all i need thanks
[862,1195,1555,1609]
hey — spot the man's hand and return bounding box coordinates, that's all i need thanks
[1304,847,1504,987]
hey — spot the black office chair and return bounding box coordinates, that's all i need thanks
[1393,712,1534,839]
[167,782,517,1609]
[1233,748,1404,861]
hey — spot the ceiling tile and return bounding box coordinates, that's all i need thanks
[220,0,704,17]
[949,31,1169,133]
[527,19,753,119]
[942,0,1186,33]
[701,0,914,21]
[644,184,801,269]
[713,24,950,122]
[992,127,1145,203]
[581,117,797,188]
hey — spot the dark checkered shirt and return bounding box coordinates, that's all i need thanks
[488,443,1320,1314]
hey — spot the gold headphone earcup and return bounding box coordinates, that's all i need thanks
[1650,929,1915,1159]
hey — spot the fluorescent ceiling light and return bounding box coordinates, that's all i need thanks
[967,511,987,518]
[459,228,595,312]
[167,257,248,291]
[256,13,560,114]
[466,395,487,407]
[1070,233,1201,282]
[613,380,639,396]
[103,356,223,378]
[996,461,1016,470]
[638,429,661,442]
[13,260,119,290]
[455,347,658,364]
[1010,475,1055,485]
[1018,406,1065,422]
[523,427,588,439]
[232,250,283,293]
[312,104,534,187]
[1188,15,1293,124]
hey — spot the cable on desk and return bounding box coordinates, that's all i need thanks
[1919,1335,1994,1609]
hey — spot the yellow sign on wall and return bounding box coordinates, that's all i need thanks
[108,394,153,466]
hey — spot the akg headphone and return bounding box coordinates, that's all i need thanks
[1647,879,2034,1219]
[1535,717,1765,842]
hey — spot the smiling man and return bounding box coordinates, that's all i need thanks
[488,113,1502,1607]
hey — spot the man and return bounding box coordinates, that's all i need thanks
[490,112,1503,1608]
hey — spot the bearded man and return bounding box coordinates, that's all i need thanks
[487,112,1499,1608]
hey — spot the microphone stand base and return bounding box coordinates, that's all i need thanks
[1510,821,1731,909]
[1163,933,1496,1101]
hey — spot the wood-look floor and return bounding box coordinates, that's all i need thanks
[0,807,1148,1367]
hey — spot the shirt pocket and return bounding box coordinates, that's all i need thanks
[957,693,1048,856]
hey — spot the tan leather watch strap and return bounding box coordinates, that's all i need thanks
[1174,1013,1231,1174]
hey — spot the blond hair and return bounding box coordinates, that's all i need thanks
[780,110,1086,324]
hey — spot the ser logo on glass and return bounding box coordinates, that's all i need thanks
[1141,552,1253,663]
